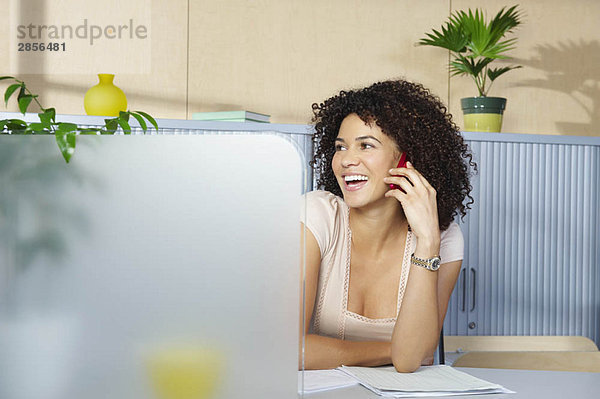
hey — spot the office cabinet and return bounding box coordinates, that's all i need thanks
[444,133,600,347]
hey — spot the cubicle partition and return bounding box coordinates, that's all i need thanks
[0,122,310,399]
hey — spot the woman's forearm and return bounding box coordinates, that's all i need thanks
[391,263,440,372]
[300,333,391,370]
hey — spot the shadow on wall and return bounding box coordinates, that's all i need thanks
[512,40,600,136]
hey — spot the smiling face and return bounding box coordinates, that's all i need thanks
[332,113,402,209]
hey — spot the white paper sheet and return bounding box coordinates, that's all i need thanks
[298,369,360,394]
[339,365,515,397]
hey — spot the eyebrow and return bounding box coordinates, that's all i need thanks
[335,135,382,144]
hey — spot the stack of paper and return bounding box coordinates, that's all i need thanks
[298,369,360,394]
[339,365,514,397]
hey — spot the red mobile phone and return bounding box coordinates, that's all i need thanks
[389,152,408,190]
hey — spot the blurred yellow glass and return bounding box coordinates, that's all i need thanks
[147,346,224,399]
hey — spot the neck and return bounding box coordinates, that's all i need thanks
[348,197,407,253]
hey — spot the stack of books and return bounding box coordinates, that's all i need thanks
[192,111,270,123]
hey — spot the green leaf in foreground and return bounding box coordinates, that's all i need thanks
[117,118,131,134]
[27,122,48,132]
[134,110,158,131]
[57,122,77,132]
[2,119,28,131]
[38,108,56,127]
[104,119,118,134]
[55,129,77,163]
[4,83,21,105]
[18,95,34,114]
[130,112,147,131]
[79,128,102,135]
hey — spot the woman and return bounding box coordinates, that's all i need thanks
[300,79,475,372]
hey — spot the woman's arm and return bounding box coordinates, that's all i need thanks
[422,259,462,365]
[303,334,391,370]
[391,259,461,371]
[384,162,462,372]
[299,223,392,370]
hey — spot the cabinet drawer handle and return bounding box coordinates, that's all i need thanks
[460,268,466,312]
[470,267,476,312]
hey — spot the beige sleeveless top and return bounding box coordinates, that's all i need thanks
[301,190,464,342]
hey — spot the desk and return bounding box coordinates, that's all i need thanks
[303,367,600,398]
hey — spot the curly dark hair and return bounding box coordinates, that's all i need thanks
[311,79,476,231]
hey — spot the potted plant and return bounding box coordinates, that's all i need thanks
[419,5,523,132]
[0,76,158,162]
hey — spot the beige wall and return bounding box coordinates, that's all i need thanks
[188,0,448,125]
[1,0,599,136]
[0,0,188,119]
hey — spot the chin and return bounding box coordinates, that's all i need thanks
[342,197,365,209]
[341,190,374,208]
[343,190,393,210]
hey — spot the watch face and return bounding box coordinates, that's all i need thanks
[431,257,441,270]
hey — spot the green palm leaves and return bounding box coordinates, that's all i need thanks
[419,5,523,97]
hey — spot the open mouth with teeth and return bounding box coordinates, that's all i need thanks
[343,175,369,191]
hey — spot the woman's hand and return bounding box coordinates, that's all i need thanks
[383,161,440,253]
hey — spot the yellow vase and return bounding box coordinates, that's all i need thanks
[84,73,127,116]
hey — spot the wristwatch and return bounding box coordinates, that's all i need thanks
[410,253,441,271]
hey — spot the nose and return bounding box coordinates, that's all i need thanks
[339,148,360,168]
